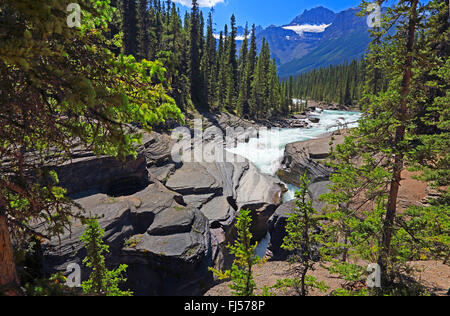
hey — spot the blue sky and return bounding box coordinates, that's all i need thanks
[173,0,364,30]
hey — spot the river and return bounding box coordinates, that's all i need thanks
[226,110,361,257]
[226,110,361,201]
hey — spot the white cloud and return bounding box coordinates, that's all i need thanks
[213,34,246,41]
[173,0,225,7]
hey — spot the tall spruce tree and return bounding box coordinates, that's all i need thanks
[188,0,202,107]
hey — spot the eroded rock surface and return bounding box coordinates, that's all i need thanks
[42,182,213,296]
[46,128,284,295]
[277,134,344,186]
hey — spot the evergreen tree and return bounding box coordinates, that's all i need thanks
[280,174,326,296]
[217,30,226,109]
[225,14,239,112]
[80,220,132,296]
[136,0,150,60]
[121,0,139,56]
[237,24,249,116]
[200,11,217,110]
[210,209,263,296]
[189,0,202,107]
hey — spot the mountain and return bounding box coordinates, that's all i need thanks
[252,6,371,78]
[289,6,336,25]
[278,8,371,77]
[256,7,335,65]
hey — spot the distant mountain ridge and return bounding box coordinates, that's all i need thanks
[250,6,372,78]
[289,6,336,26]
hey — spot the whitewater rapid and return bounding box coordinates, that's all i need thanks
[226,110,361,202]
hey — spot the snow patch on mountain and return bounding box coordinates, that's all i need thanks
[282,24,331,36]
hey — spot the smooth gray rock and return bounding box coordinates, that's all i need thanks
[200,195,234,228]
[236,163,283,209]
[42,182,213,296]
[236,163,284,240]
[182,193,216,209]
[148,164,176,183]
[147,205,196,235]
[140,132,175,165]
[267,200,296,260]
[277,141,332,186]
[277,134,345,187]
[165,163,222,195]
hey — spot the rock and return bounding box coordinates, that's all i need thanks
[292,114,307,120]
[165,162,222,195]
[309,181,332,211]
[302,135,345,159]
[147,205,195,235]
[56,153,149,197]
[44,122,296,295]
[267,200,296,261]
[236,163,284,240]
[42,182,213,296]
[182,193,216,209]
[277,135,345,186]
[200,195,234,228]
[140,132,175,166]
[277,146,331,186]
[148,164,176,183]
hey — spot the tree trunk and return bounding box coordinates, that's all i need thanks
[378,0,419,285]
[0,213,20,296]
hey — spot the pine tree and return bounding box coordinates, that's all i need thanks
[217,30,226,109]
[80,220,132,296]
[237,23,249,116]
[200,11,217,110]
[121,0,139,56]
[225,14,239,112]
[280,174,325,296]
[136,0,150,60]
[210,209,263,296]
[189,0,202,107]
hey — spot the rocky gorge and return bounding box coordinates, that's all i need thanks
[41,110,359,296]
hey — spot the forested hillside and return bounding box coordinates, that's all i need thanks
[291,59,366,106]
[115,0,293,118]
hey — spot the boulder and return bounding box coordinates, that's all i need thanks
[148,164,176,183]
[277,146,331,186]
[200,195,234,228]
[277,134,345,186]
[308,116,321,124]
[182,193,216,209]
[267,200,296,261]
[140,132,175,166]
[236,163,284,240]
[165,162,222,195]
